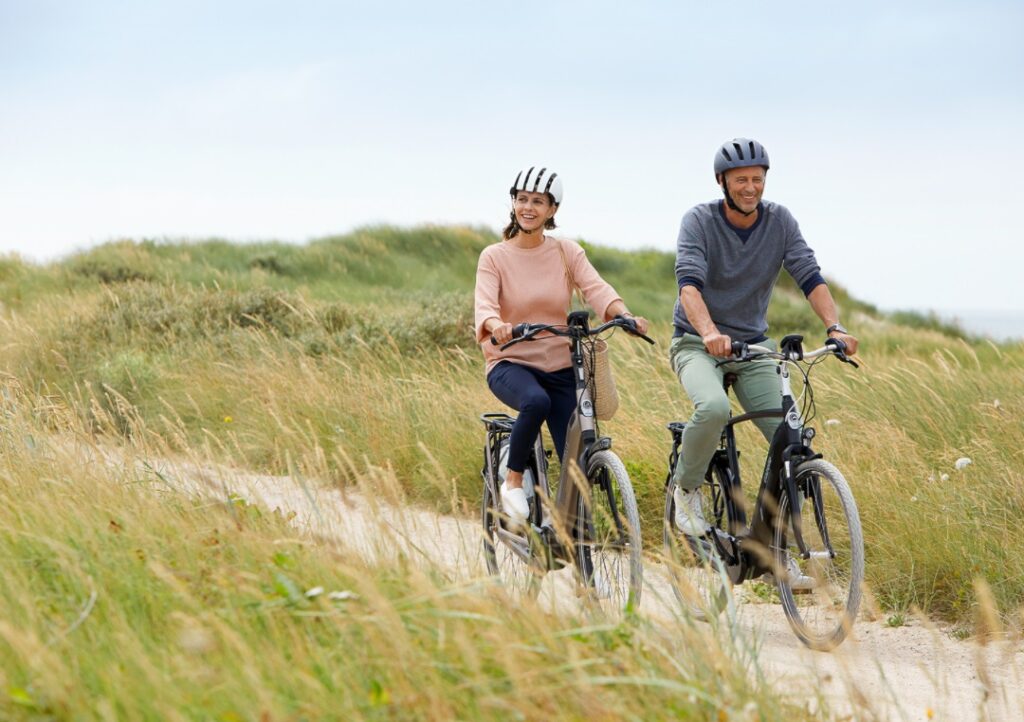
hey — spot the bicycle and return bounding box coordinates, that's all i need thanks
[662,334,865,650]
[480,310,654,611]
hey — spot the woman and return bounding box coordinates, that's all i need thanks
[474,166,650,522]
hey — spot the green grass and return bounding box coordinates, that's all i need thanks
[2,226,1020,629]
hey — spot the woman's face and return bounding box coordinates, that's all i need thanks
[513,190,557,233]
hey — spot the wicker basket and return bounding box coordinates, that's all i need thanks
[584,338,619,420]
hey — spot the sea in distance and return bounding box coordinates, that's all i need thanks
[929,308,1024,343]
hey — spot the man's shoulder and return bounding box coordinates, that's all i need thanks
[683,200,721,221]
[761,200,796,224]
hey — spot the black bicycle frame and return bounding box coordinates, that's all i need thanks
[702,390,823,581]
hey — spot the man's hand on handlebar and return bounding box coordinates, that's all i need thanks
[825,336,860,367]
[828,331,859,356]
[702,331,733,358]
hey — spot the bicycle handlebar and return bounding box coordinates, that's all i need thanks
[729,338,859,367]
[489,315,655,349]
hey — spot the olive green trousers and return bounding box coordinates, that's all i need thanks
[669,334,783,491]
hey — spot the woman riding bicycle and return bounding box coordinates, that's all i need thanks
[474,167,649,524]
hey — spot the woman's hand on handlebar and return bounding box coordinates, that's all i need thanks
[622,314,650,335]
[488,321,515,346]
[612,315,655,344]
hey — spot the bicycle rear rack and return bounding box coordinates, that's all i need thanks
[481,412,516,433]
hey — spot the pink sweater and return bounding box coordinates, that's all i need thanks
[474,236,623,376]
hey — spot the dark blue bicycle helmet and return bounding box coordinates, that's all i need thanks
[713,138,770,179]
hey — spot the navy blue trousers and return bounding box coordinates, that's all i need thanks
[487,361,577,473]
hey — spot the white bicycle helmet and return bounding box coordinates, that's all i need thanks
[509,166,563,205]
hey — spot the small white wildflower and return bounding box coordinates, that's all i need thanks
[305,586,325,598]
[910,496,918,502]
[941,473,950,482]
[826,419,841,426]
[955,457,972,471]
[927,475,936,483]
[328,590,358,601]
[993,399,1001,409]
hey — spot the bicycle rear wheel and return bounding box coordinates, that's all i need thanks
[481,442,540,598]
[774,459,864,650]
[663,470,732,620]
[576,450,642,611]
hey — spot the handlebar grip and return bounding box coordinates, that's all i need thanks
[730,341,748,357]
[825,336,860,368]
[613,315,656,345]
[489,323,530,345]
[825,336,848,354]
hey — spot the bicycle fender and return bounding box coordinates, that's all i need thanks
[582,437,613,468]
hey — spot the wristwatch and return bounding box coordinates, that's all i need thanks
[826,322,848,335]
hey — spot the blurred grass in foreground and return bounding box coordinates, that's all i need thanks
[0,380,806,721]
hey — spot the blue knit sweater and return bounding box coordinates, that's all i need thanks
[672,200,825,342]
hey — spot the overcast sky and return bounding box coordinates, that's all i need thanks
[2,0,1021,314]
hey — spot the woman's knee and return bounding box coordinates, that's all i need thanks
[519,390,552,417]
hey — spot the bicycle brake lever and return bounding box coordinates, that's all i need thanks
[612,316,656,345]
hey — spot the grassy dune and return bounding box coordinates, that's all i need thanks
[2,226,1022,641]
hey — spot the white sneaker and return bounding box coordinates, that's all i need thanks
[673,486,709,537]
[763,556,816,591]
[500,482,530,526]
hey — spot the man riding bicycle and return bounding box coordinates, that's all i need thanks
[670,138,859,558]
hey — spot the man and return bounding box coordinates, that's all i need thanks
[671,138,859,541]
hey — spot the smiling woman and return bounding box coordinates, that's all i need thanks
[474,166,650,521]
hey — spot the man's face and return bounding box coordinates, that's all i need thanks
[720,166,766,214]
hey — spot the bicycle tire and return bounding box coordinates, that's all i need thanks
[481,441,540,599]
[575,450,642,611]
[663,469,732,620]
[774,459,864,650]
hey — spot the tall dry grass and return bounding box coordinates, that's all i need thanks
[0,377,812,720]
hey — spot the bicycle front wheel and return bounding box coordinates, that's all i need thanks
[663,471,732,621]
[576,450,642,611]
[774,459,864,650]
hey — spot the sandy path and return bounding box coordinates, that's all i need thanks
[151,456,1024,722]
